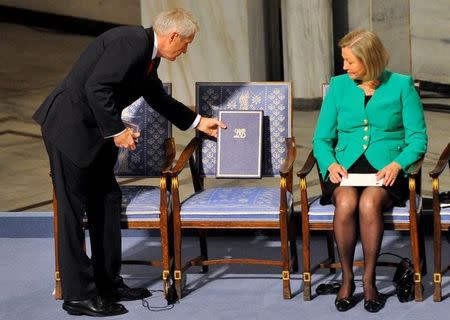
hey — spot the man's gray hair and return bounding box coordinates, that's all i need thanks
[153,8,199,38]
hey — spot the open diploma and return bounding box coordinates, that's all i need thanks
[216,110,263,178]
[340,173,384,186]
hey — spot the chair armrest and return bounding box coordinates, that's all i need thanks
[405,156,424,177]
[296,150,317,178]
[160,138,176,173]
[279,137,297,177]
[429,142,450,178]
[167,137,201,177]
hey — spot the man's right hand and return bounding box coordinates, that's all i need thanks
[113,128,140,150]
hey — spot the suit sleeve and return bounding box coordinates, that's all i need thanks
[394,76,428,169]
[142,77,197,131]
[85,37,144,137]
[312,78,339,178]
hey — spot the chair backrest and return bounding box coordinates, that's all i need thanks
[195,82,292,177]
[114,83,172,177]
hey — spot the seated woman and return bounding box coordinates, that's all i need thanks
[312,30,427,313]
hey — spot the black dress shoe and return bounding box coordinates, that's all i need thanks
[334,282,356,312]
[105,284,151,302]
[62,296,128,317]
[364,293,385,313]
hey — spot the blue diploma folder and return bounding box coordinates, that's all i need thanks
[217,110,263,178]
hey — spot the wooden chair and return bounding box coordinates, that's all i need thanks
[168,82,298,299]
[52,84,176,300]
[296,83,426,302]
[430,141,450,301]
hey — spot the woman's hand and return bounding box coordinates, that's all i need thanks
[327,162,348,184]
[113,128,140,150]
[376,161,402,186]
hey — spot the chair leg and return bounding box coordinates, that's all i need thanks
[52,191,63,300]
[198,230,209,273]
[302,218,311,300]
[326,231,336,274]
[280,212,292,299]
[410,217,423,302]
[289,211,299,273]
[433,211,442,301]
[173,221,183,299]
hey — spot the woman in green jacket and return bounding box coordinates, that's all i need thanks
[312,30,427,313]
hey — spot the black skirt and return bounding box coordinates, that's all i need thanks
[320,155,409,206]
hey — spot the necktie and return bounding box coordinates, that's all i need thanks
[146,59,156,76]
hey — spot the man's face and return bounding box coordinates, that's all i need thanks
[161,32,195,61]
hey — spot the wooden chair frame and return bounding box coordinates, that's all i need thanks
[167,136,297,299]
[297,151,426,301]
[430,142,450,301]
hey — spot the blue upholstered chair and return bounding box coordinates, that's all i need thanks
[168,82,297,299]
[296,83,425,302]
[430,141,450,301]
[52,84,175,299]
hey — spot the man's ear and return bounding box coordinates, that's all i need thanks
[169,32,179,43]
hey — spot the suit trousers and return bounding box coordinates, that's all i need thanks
[44,138,124,300]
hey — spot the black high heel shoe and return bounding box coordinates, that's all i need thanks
[364,292,384,313]
[334,282,356,312]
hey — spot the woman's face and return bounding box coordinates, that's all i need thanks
[342,47,366,80]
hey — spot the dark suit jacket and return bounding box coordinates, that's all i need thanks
[33,26,197,167]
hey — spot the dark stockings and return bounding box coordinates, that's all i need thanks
[333,186,392,300]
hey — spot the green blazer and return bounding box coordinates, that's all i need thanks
[312,70,427,179]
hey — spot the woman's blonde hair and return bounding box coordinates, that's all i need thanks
[339,29,389,81]
[154,8,199,38]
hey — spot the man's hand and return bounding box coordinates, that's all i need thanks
[376,161,401,186]
[327,162,348,184]
[113,128,140,150]
[196,116,227,138]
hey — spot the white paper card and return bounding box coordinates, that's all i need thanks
[340,173,383,186]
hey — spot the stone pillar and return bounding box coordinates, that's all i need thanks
[410,0,450,84]
[140,0,267,107]
[281,0,334,110]
[332,0,411,76]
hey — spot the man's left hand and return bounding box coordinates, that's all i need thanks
[196,116,226,138]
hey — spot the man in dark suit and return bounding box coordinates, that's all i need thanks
[33,8,225,317]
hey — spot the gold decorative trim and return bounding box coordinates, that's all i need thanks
[432,178,439,192]
[409,178,415,190]
[55,271,60,281]
[162,270,170,280]
[172,177,179,189]
[160,178,166,189]
[414,272,421,283]
[303,272,311,282]
[434,273,442,283]
[300,178,307,190]
[280,178,286,189]
[282,271,290,280]
[174,270,181,280]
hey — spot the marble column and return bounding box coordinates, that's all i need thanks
[410,0,450,84]
[140,0,268,107]
[281,0,334,110]
[332,0,411,76]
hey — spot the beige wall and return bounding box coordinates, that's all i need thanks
[0,0,141,25]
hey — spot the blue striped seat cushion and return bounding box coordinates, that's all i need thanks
[308,195,422,224]
[440,206,450,222]
[180,187,292,221]
[120,185,168,222]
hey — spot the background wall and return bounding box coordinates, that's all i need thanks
[1,0,448,110]
[141,0,268,107]
[0,0,140,24]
